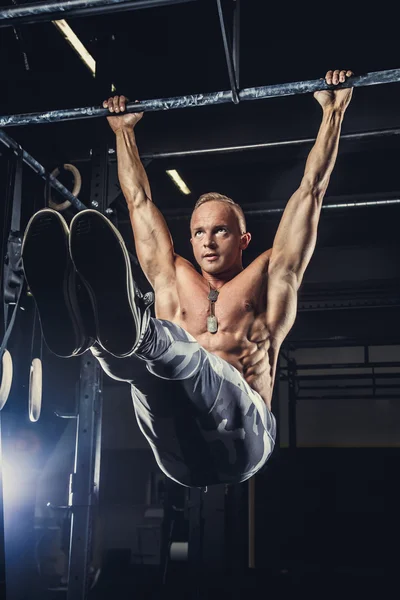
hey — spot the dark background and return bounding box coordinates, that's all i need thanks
[0,1,400,598]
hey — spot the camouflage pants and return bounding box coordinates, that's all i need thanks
[92,319,276,488]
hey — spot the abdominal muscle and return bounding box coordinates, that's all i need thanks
[157,301,276,410]
[153,254,277,410]
[188,327,274,410]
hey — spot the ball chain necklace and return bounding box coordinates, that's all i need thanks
[207,281,221,333]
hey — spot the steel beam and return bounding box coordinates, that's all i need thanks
[137,126,400,160]
[0,130,86,211]
[293,373,400,381]
[299,383,400,391]
[232,0,240,89]
[2,68,400,127]
[156,197,400,222]
[297,393,398,401]
[0,0,197,27]
[66,41,110,600]
[67,357,102,600]
[283,361,400,371]
[216,0,239,104]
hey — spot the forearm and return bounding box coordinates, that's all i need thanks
[270,108,346,277]
[301,107,345,196]
[115,127,152,204]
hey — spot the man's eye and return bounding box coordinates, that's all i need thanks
[195,231,203,237]
[217,228,227,233]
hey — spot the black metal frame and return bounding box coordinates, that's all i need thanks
[216,0,240,104]
[2,68,400,128]
[0,130,86,211]
[0,0,197,27]
[67,357,102,599]
[280,348,400,451]
[135,126,400,160]
[66,36,113,600]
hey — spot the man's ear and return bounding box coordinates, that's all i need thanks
[190,237,193,246]
[240,232,251,250]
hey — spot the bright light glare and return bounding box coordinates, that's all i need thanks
[166,170,191,195]
[2,456,31,506]
[52,20,96,76]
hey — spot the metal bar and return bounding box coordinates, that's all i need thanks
[298,394,399,401]
[0,0,197,27]
[299,383,400,391]
[67,42,109,599]
[285,361,400,370]
[157,197,400,223]
[0,130,86,211]
[138,127,400,160]
[216,0,239,104]
[297,300,400,312]
[67,356,102,600]
[232,0,240,88]
[294,373,400,381]
[2,68,400,127]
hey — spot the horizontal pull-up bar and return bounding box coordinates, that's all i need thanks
[0,130,86,211]
[1,68,400,128]
[137,127,400,160]
[0,0,196,27]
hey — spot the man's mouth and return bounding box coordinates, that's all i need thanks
[203,253,219,261]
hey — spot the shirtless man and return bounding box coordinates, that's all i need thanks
[22,69,353,488]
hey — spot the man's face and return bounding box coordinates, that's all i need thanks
[190,201,249,275]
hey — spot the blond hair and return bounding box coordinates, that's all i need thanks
[192,192,247,234]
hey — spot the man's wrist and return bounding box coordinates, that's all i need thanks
[115,125,135,136]
[322,106,346,122]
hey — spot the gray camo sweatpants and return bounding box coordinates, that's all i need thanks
[91,318,276,488]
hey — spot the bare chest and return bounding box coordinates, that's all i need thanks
[175,275,268,349]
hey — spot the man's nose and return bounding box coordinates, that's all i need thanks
[203,235,216,247]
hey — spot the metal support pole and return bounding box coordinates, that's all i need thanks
[67,357,102,600]
[137,126,400,160]
[283,360,400,370]
[232,0,240,89]
[216,0,239,104]
[0,0,197,27]
[67,38,110,600]
[0,130,86,211]
[2,68,400,127]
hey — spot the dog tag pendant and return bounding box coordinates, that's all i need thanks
[207,289,219,302]
[207,315,218,333]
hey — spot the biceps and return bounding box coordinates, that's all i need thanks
[266,274,298,340]
[128,199,176,285]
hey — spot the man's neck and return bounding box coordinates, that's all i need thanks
[201,264,243,289]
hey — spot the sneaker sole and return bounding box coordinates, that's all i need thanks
[69,210,140,357]
[22,209,89,357]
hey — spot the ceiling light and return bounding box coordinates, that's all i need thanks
[166,170,191,195]
[53,20,116,92]
[52,19,96,76]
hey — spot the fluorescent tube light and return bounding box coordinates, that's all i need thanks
[53,20,116,92]
[166,170,191,195]
[52,19,96,76]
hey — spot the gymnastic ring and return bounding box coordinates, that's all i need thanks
[0,350,13,411]
[29,357,42,422]
[47,163,82,212]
